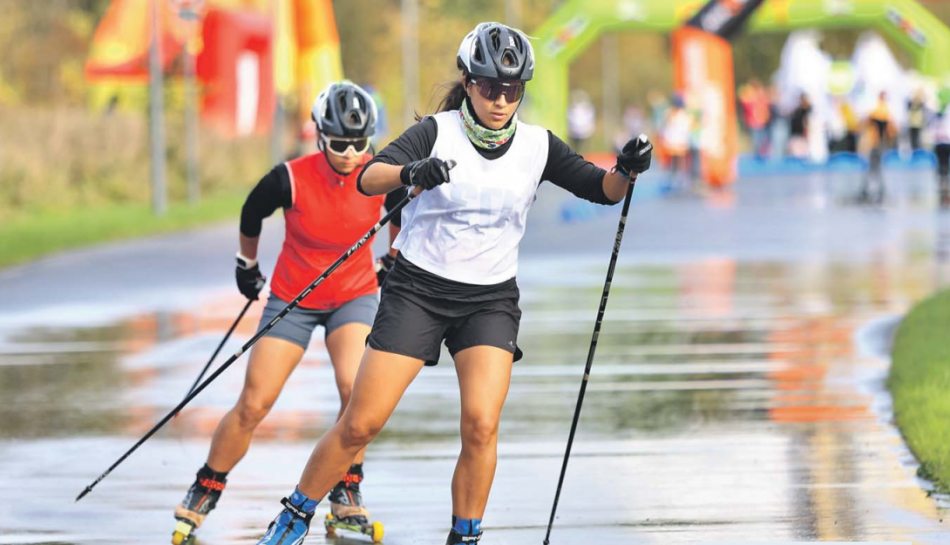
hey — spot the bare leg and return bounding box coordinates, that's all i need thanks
[297,347,425,498]
[325,323,372,465]
[451,346,514,518]
[206,337,305,471]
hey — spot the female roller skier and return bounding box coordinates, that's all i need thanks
[254,22,653,545]
[171,81,402,545]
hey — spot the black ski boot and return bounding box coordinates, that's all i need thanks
[325,464,383,542]
[172,465,228,545]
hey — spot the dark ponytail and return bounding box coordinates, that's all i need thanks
[415,79,468,122]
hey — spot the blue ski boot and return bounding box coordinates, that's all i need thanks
[446,516,482,544]
[257,487,318,545]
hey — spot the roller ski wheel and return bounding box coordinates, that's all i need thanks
[325,513,384,543]
[171,520,197,545]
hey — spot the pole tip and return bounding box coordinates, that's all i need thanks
[76,487,91,502]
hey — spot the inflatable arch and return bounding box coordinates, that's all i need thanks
[526,0,950,138]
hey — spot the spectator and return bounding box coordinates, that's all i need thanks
[859,91,896,204]
[907,88,927,152]
[931,99,950,207]
[739,79,772,159]
[661,93,693,192]
[647,89,669,139]
[788,93,812,159]
[567,90,596,152]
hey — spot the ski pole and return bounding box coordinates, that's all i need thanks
[543,178,636,545]
[174,298,254,418]
[76,163,452,502]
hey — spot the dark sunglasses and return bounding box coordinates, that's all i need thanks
[469,78,525,103]
[321,134,371,156]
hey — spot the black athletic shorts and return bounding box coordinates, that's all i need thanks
[367,253,523,366]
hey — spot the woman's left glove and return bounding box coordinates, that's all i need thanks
[615,134,653,177]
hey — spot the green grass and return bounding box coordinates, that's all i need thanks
[0,192,246,270]
[889,288,950,495]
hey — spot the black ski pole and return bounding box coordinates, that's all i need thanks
[75,162,451,502]
[543,179,636,544]
[174,297,254,418]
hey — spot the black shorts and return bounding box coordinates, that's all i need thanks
[367,254,523,366]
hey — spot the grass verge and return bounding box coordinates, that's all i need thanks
[0,192,246,270]
[889,288,950,495]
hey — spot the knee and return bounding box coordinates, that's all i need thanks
[339,416,382,450]
[461,415,499,450]
[235,396,273,429]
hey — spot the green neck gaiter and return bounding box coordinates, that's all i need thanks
[458,98,517,150]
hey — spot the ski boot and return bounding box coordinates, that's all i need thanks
[325,464,384,543]
[258,487,318,545]
[446,529,483,544]
[172,465,228,545]
[445,517,482,544]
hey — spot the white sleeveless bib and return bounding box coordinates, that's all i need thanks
[392,111,549,285]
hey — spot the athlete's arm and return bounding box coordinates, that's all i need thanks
[358,117,438,196]
[542,132,615,204]
[602,170,638,203]
[239,165,293,260]
[542,132,652,204]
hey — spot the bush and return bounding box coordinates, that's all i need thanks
[0,105,270,221]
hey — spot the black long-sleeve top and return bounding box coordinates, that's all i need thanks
[357,116,613,204]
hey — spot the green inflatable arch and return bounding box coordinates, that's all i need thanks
[526,0,950,138]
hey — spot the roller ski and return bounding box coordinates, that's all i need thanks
[324,464,384,543]
[172,465,228,545]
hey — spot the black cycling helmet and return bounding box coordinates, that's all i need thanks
[456,22,535,82]
[310,81,377,138]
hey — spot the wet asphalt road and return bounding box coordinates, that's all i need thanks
[1,170,949,544]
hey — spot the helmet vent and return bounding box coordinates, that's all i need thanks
[489,28,501,51]
[473,43,484,63]
[502,51,515,67]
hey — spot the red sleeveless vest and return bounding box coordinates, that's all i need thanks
[270,152,384,309]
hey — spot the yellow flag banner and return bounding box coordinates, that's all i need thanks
[85,0,191,79]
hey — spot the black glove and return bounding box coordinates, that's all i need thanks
[235,256,266,300]
[400,157,452,190]
[375,254,395,285]
[615,134,653,177]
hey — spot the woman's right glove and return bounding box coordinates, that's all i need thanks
[235,254,266,300]
[400,157,452,190]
